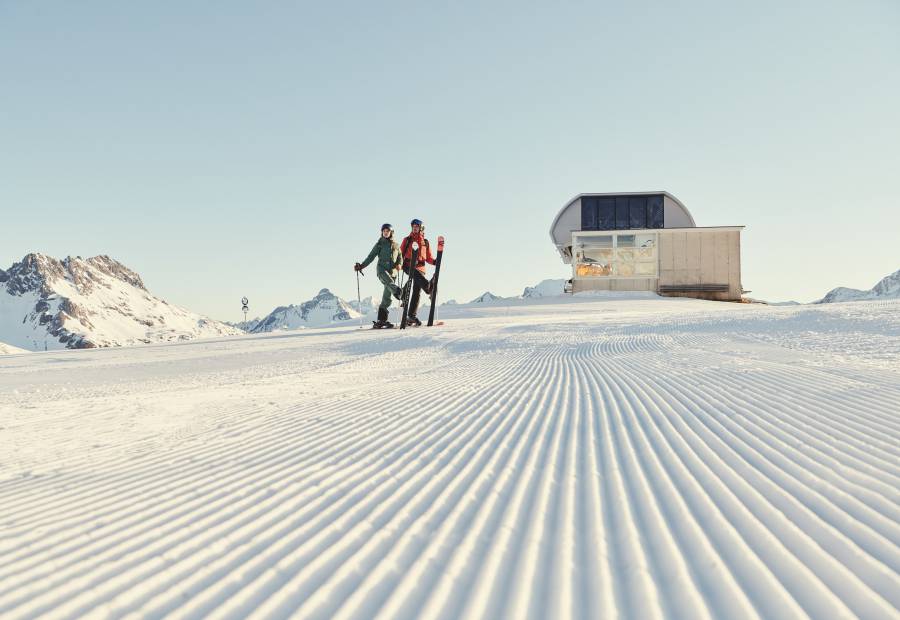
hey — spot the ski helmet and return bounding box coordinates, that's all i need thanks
[410,218,423,227]
[381,222,393,232]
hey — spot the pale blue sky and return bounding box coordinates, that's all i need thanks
[2,1,898,321]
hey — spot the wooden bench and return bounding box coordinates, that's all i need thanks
[659,284,730,293]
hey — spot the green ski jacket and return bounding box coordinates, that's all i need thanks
[360,236,401,273]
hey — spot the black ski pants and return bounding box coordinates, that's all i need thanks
[403,265,431,317]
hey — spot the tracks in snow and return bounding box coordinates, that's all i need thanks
[1,305,899,619]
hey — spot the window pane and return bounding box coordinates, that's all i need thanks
[618,235,635,247]
[647,195,664,228]
[584,248,614,261]
[598,198,616,229]
[581,235,613,248]
[576,263,613,276]
[629,196,647,228]
[615,197,629,229]
[635,262,656,275]
[617,262,635,276]
[581,197,598,230]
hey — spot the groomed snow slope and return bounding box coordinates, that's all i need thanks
[1,296,899,619]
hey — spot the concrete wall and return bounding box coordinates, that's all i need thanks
[658,229,742,300]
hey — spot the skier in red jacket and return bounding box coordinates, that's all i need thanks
[399,218,435,326]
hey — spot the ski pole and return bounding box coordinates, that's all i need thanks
[356,269,363,329]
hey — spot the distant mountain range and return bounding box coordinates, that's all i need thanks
[6,253,895,353]
[469,279,566,304]
[250,288,362,332]
[232,279,568,334]
[0,253,241,351]
[815,268,900,304]
[227,318,263,332]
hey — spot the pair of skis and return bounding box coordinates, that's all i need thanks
[397,236,444,329]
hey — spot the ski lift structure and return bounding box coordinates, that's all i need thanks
[549,192,745,301]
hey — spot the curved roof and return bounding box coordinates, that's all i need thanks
[548,191,696,247]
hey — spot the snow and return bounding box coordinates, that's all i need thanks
[1,296,899,619]
[816,267,900,303]
[522,278,567,298]
[349,295,375,315]
[0,341,27,355]
[226,317,262,333]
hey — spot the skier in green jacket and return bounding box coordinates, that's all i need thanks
[355,223,403,328]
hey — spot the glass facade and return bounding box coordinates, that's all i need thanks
[581,194,664,231]
[573,232,658,278]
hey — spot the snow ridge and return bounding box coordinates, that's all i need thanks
[522,279,566,298]
[816,267,900,303]
[0,341,27,355]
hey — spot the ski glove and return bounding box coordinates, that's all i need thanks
[354,262,363,272]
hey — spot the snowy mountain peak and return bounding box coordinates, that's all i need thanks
[816,267,900,303]
[1,253,147,298]
[871,269,900,298]
[470,292,503,303]
[1,253,239,350]
[252,288,361,332]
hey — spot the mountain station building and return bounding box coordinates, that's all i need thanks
[549,192,744,301]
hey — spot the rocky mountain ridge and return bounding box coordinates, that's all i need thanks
[251,288,361,332]
[815,268,900,303]
[0,253,241,350]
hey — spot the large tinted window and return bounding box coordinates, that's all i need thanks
[578,194,665,230]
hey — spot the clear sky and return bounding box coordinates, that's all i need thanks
[2,1,898,322]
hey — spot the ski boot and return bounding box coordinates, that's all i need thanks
[373,307,393,329]
[406,315,422,327]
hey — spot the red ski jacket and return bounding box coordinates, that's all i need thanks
[400,233,435,272]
